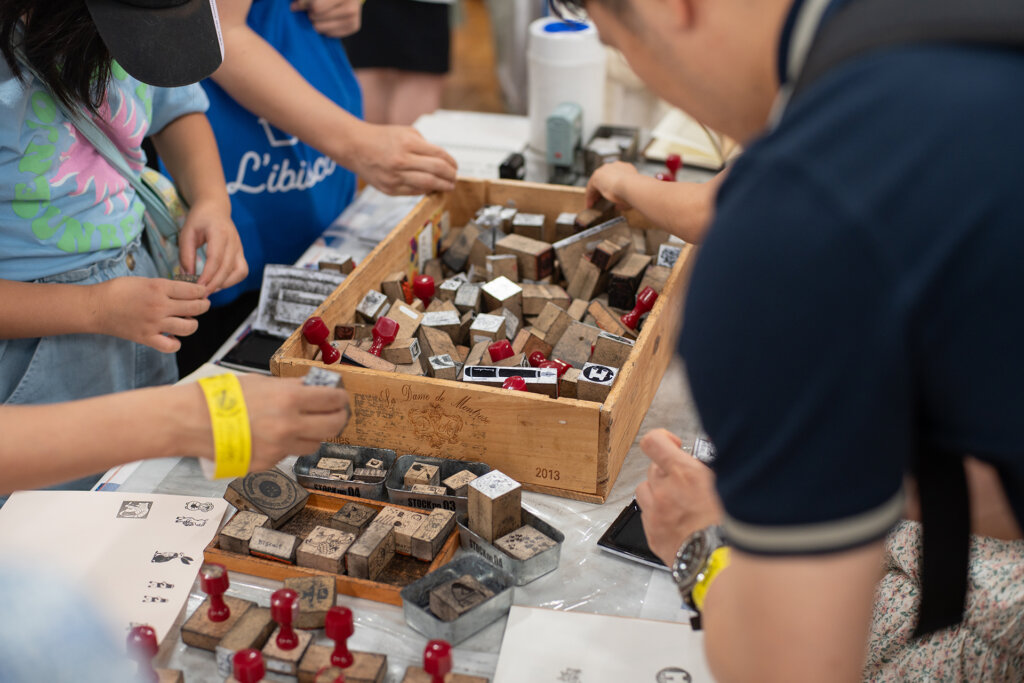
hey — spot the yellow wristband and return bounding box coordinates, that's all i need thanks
[197,374,252,479]
[692,546,731,613]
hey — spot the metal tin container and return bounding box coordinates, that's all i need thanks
[293,443,396,500]
[400,554,514,645]
[386,454,491,515]
[456,507,563,585]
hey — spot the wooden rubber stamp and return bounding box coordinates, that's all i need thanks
[461,366,558,398]
[574,197,616,231]
[411,508,456,561]
[591,236,630,271]
[437,275,466,302]
[346,522,395,580]
[405,462,441,487]
[330,502,378,536]
[227,649,266,683]
[441,222,479,272]
[608,253,652,309]
[533,302,572,347]
[316,458,353,477]
[588,299,637,339]
[559,366,581,399]
[553,216,632,283]
[521,283,570,316]
[495,525,557,561]
[181,564,254,652]
[342,343,398,373]
[481,276,523,321]
[485,254,519,281]
[284,575,336,629]
[382,337,422,365]
[410,483,447,495]
[495,233,554,280]
[219,510,270,555]
[401,639,490,683]
[638,264,672,296]
[215,607,275,677]
[468,470,522,543]
[511,212,548,241]
[454,282,482,314]
[318,253,355,275]
[355,290,390,323]
[364,457,385,470]
[224,469,309,529]
[250,527,300,564]
[302,366,345,388]
[262,589,313,676]
[372,507,428,556]
[621,285,658,331]
[429,574,495,622]
[469,313,505,344]
[387,303,424,339]
[551,321,602,369]
[299,606,387,683]
[296,525,357,574]
[577,363,619,402]
[127,625,185,683]
[555,211,577,240]
[591,331,635,368]
[352,467,387,482]
[566,257,607,301]
[334,321,371,341]
[468,225,504,269]
[418,325,459,360]
[380,270,407,302]
[427,354,458,380]
[442,470,478,496]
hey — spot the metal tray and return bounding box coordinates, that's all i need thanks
[386,454,491,515]
[293,443,396,500]
[456,507,563,586]
[400,554,514,645]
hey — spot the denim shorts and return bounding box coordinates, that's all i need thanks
[0,238,179,406]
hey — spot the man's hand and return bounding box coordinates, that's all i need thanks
[586,161,640,211]
[351,122,458,195]
[238,375,352,471]
[635,428,723,566]
[292,0,362,37]
[177,200,248,295]
[89,277,210,353]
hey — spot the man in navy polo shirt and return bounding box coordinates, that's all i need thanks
[554,0,1024,679]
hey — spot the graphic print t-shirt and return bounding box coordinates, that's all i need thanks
[0,61,208,280]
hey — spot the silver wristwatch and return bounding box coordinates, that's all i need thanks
[671,525,725,610]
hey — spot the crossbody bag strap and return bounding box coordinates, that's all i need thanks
[13,46,180,240]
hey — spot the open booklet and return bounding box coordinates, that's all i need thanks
[644,108,742,171]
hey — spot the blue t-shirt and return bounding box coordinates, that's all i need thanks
[681,3,1024,554]
[200,0,363,305]
[0,61,208,280]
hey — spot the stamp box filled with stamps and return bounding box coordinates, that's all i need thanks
[205,492,458,606]
[271,179,694,504]
[385,454,492,516]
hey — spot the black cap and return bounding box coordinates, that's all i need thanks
[84,0,224,87]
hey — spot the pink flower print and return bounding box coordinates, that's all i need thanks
[50,85,148,215]
[50,122,131,215]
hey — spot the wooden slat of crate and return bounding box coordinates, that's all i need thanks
[272,179,693,503]
[204,493,458,606]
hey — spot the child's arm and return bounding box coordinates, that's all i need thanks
[587,162,726,244]
[0,278,209,353]
[0,374,351,494]
[213,0,457,196]
[151,112,248,295]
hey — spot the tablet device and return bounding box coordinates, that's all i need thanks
[218,329,283,375]
[596,499,667,570]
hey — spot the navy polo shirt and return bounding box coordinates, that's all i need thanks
[681,2,1024,553]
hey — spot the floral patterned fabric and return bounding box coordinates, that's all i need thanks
[866,521,1024,681]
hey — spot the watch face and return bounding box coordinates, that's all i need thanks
[674,530,711,589]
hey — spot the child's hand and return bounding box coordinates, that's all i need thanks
[177,201,248,295]
[89,277,210,353]
[292,0,362,38]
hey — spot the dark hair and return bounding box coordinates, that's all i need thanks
[1,0,113,112]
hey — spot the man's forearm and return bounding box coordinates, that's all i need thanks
[0,280,99,339]
[623,175,724,244]
[0,383,209,494]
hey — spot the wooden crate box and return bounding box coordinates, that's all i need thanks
[272,179,695,503]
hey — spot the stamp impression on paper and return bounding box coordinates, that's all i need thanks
[117,501,153,519]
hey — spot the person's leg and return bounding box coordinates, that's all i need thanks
[386,72,446,125]
[355,68,398,125]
